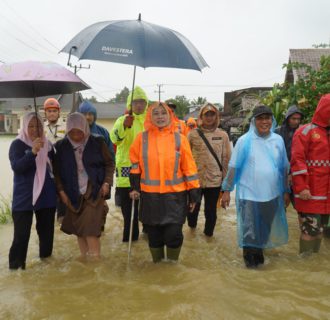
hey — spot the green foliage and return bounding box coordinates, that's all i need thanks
[166,95,190,119]
[87,96,98,103]
[312,43,330,48]
[0,194,12,224]
[261,55,330,123]
[108,87,130,103]
[191,96,207,105]
[261,85,289,124]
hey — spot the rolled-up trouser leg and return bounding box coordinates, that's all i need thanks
[299,213,326,254]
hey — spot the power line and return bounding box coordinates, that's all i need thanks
[0,11,57,58]
[2,0,60,52]
[83,89,109,102]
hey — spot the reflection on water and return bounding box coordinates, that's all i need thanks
[0,136,329,319]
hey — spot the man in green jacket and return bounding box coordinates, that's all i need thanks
[110,86,148,242]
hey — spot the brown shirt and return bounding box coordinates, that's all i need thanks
[188,127,231,188]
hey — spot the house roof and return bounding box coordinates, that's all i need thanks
[0,93,83,112]
[0,94,127,119]
[223,87,272,114]
[285,48,330,83]
[184,109,200,121]
[93,102,127,119]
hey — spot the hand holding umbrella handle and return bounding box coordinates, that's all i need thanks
[123,115,134,129]
[31,138,44,155]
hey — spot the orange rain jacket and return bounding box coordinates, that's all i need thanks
[129,102,200,225]
[170,110,188,136]
[186,117,197,134]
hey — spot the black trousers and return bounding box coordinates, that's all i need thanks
[9,207,56,269]
[116,187,139,242]
[187,187,221,236]
[146,224,183,249]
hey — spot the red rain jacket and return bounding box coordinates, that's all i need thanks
[291,94,330,214]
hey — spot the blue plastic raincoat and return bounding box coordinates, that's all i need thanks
[222,117,289,249]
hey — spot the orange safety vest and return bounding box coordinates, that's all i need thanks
[130,130,199,193]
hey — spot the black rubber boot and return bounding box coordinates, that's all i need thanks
[167,246,182,261]
[255,248,264,265]
[299,238,316,254]
[243,247,257,268]
[149,247,164,263]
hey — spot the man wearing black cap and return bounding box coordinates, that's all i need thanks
[221,105,290,268]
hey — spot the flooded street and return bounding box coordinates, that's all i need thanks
[0,136,329,319]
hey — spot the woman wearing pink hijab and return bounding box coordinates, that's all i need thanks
[54,113,115,260]
[9,112,57,270]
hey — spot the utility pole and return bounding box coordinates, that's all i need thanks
[154,84,164,101]
[67,46,90,112]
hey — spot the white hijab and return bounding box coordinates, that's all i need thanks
[17,112,51,205]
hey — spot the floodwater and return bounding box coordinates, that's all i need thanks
[0,136,329,320]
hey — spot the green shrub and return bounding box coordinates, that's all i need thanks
[0,194,12,224]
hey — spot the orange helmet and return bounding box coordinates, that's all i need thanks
[44,98,60,110]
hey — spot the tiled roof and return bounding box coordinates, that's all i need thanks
[285,49,330,83]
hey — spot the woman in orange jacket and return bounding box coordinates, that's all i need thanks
[129,102,200,262]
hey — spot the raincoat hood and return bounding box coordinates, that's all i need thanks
[283,105,303,123]
[78,100,97,122]
[126,86,148,111]
[198,103,220,129]
[312,94,330,128]
[187,117,197,128]
[144,102,175,132]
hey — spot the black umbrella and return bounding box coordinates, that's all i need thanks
[61,14,208,104]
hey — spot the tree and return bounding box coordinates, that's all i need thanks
[109,87,130,103]
[166,95,190,119]
[87,96,98,103]
[191,96,207,105]
[261,55,330,123]
[312,43,330,48]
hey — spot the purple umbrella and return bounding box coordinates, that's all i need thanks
[0,60,90,135]
[0,60,90,106]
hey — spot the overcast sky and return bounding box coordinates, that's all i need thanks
[0,0,329,104]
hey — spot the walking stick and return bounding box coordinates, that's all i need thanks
[127,199,135,263]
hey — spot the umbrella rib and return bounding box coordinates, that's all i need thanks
[139,21,146,69]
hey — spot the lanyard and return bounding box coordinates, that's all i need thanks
[49,125,58,138]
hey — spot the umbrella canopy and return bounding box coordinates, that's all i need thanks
[61,16,209,71]
[0,61,90,98]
